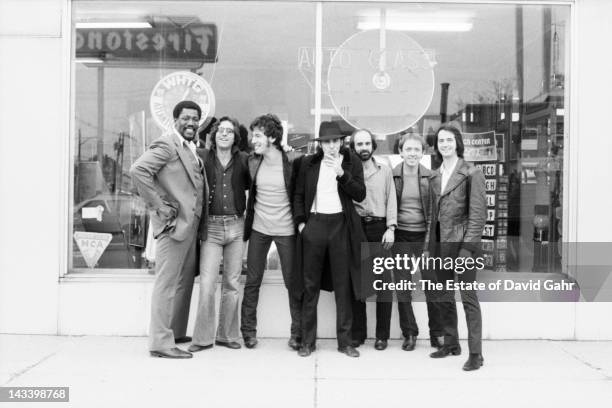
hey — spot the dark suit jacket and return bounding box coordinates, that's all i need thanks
[293,148,369,299]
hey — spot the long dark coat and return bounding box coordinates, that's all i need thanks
[292,148,370,299]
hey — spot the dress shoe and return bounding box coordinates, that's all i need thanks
[402,335,417,351]
[338,345,360,358]
[374,339,387,351]
[430,336,444,349]
[174,336,192,344]
[288,337,301,351]
[298,344,315,357]
[463,353,484,371]
[215,340,242,349]
[188,344,213,353]
[430,344,462,358]
[150,347,192,359]
[350,339,365,348]
[244,337,258,349]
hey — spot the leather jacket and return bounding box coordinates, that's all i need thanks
[427,158,487,255]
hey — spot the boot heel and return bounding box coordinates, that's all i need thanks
[451,348,461,356]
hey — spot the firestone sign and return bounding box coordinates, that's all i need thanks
[75,24,217,62]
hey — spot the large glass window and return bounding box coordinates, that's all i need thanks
[70,1,315,271]
[320,3,569,274]
[70,1,569,274]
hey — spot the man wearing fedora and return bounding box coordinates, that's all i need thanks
[293,121,366,358]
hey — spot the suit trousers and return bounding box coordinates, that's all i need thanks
[301,213,352,348]
[170,239,197,339]
[148,220,198,351]
[241,230,302,339]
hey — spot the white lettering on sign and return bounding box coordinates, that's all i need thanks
[486,194,496,207]
[487,209,496,222]
[477,164,497,177]
[76,28,215,57]
[150,71,215,132]
[74,232,113,268]
[485,179,497,191]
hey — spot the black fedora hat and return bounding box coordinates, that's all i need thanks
[314,121,344,141]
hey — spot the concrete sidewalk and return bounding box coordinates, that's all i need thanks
[1,335,612,408]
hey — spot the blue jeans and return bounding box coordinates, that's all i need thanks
[192,216,245,345]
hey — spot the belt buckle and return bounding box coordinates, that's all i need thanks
[364,216,373,223]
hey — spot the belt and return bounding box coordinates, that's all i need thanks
[311,212,343,220]
[209,214,243,221]
[361,216,385,223]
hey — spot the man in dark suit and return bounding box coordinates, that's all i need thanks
[130,100,207,359]
[293,121,366,358]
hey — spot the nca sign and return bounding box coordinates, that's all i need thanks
[76,24,217,62]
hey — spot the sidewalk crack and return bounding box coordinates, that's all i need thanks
[313,354,319,408]
[558,344,612,380]
[3,351,60,386]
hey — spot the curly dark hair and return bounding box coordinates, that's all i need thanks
[210,116,241,150]
[249,114,283,150]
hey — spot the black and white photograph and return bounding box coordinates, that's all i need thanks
[1,0,612,407]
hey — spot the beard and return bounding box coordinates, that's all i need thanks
[358,150,372,161]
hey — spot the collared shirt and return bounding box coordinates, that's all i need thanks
[440,158,459,194]
[173,130,200,165]
[210,152,237,215]
[353,157,397,227]
[312,156,343,214]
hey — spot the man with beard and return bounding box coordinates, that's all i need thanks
[350,129,398,351]
[240,114,303,350]
[130,100,207,358]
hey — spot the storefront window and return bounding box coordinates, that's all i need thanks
[70,1,315,271]
[320,3,569,273]
[70,1,569,274]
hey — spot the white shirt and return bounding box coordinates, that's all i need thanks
[311,158,343,214]
[440,158,458,194]
[173,130,201,165]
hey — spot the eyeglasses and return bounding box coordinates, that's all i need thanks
[217,127,235,135]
